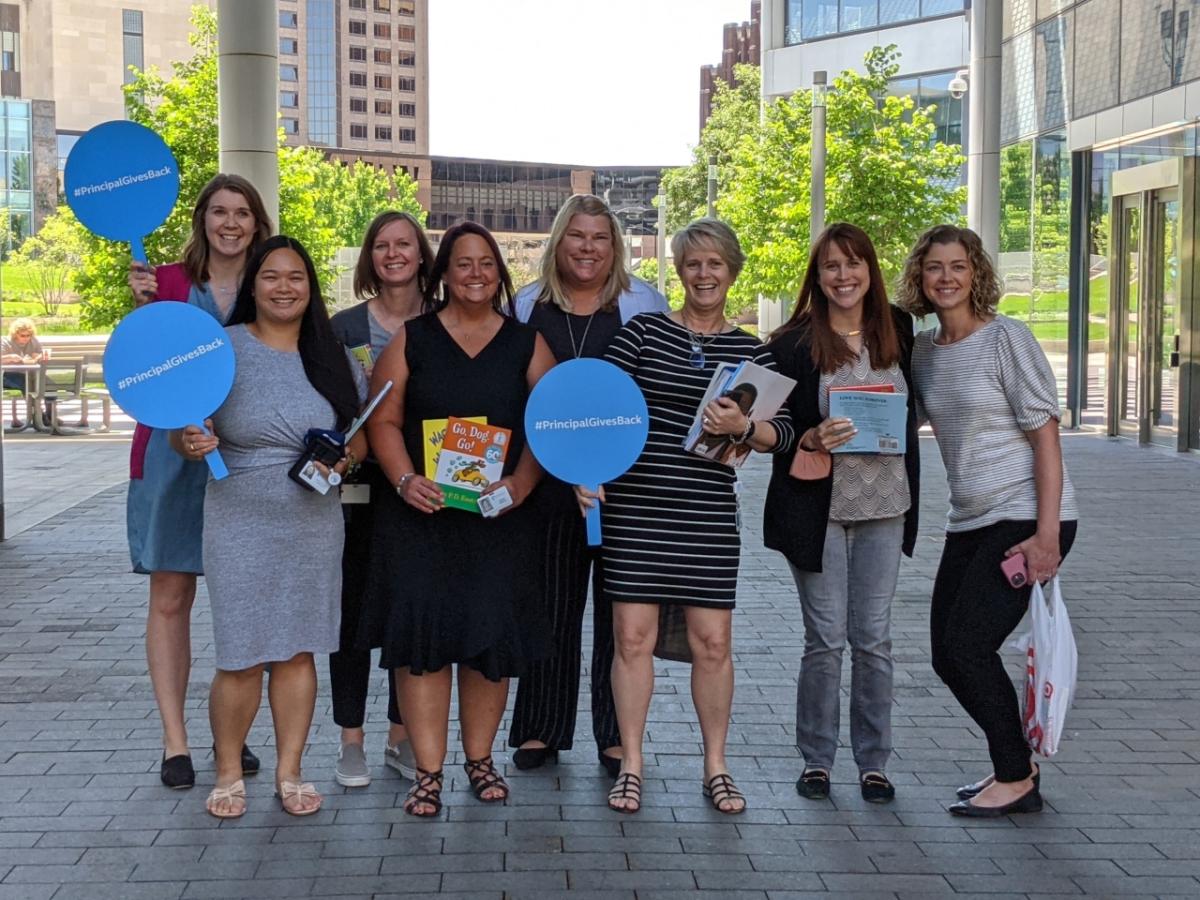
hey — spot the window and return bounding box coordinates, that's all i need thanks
[282,118,299,134]
[280,64,298,81]
[349,71,367,87]
[350,97,368,113]
[398,127,416,143]
[279,10,297,27]
[349,45,366,61]
[280,91,299,108]
[350,123,368,139]
[375,99,392,115]
[397,51,416,67]
[279,37,298,54]
[397,76,416,91]
[397,24,416,41]
[374,73,392,90]
[376,125,392,140]
[374,48,391,64]
[348,19,366,35]
[374,22,391,39]
[374,0,390,9]
[398,102,416,117]
[122,9,143,86]
[398,1,415,14]
[349,0,365,7]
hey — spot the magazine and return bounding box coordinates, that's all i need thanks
[432,416,511,513]
[683,361,797,468]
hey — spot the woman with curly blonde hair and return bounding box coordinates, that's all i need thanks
[897,225,1078,819]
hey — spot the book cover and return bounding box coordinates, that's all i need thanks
[433,416,511,513]
[684,361,798,468]
[421,416,487,478]
[348,343,374,370]
[828,390,907,454]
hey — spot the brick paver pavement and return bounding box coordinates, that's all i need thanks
[0,432,1198,899]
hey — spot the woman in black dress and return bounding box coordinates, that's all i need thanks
[362,222,556,816]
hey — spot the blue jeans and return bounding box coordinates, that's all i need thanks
[789,516,903,774]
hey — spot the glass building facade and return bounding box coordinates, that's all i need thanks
[0,99,32,248]
[784,0,964,43]
[305,0,337,146]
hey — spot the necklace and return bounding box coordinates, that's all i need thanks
[835,328,863,338]
[565,311,597,359]
[680,310,724,368]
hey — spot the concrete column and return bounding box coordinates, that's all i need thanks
[966,0,1002,260]
[217,0,279,230]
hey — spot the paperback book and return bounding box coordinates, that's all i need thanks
[828,386,906,454]
[432,416,511,513]
[683,360,797,468]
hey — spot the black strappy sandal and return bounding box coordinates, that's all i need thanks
[403,768,444,817]
[703,772,746,814]
[463,756,509,803]
[607,771,642,813]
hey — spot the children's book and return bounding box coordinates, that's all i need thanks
[348,343,374,370]
[432,416,511,513]
[828,387,906,454]
[421,416,487,477]
[683,360,797,468]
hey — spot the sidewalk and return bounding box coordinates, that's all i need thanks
[0,433,1198,899]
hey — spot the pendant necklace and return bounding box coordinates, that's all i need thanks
[835,328,863,338]
[565,310,598,359]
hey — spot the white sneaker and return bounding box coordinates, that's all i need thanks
[335,742,371,787]
[383,738,417,781]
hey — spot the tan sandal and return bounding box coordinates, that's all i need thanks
[275,779,322,816]
[205,779,246,819]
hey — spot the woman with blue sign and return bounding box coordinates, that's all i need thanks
[179,235,368,818]
[583,218,794,815]
[124,173,272,791]
[327,210,433,789]
[763,223,921,806]
[358,222,556,817]
[508,194,668,778]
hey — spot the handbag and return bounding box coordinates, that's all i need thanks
[1010,577,1077,756]
[653,604,692,663]
[789,445,831,480]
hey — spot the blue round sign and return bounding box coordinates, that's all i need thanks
[525,359,648,485]
[64,121,179,261]
[104,302,235,430]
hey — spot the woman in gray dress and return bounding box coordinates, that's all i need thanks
[176,236,367,818]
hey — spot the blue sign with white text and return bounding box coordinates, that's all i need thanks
[64,120,180,264]
[104,303,235,479]
[525,358,648,545]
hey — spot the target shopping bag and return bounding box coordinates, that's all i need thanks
[1011,577,1077,756]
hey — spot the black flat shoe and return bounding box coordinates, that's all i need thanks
[949,786,1043,818]
[160,752,195,790]
[512,746,558,770]
[597,750,622,778]
[211,744,261,776]
[860,771,895,804]
[956,769,1039,800]
[795,768,830,800]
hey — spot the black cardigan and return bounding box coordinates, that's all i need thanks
[762,305,921,573]
[330,301,372,349]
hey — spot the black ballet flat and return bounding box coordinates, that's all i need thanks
[160,752,195,790]
[512,746,558,770]
[949,786,1043,818]
[956,768,1039,800]
[597,750,622,778]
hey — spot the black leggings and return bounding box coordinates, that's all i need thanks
[930,519,1077,783]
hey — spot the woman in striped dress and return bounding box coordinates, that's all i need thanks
[579,219,794,814]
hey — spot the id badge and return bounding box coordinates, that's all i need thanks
[340,483,371,505]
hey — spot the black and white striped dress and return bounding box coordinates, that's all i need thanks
[601,313,794,609]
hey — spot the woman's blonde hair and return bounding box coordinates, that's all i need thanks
[896,224,1001,318]
[7,317,36,340]
[671,218,746,281]
[535,194,630,313]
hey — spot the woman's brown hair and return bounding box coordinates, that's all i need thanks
[352,210,434,300]
[772,222,899,373]
[181,174,273,286]
[896,224,1001,318]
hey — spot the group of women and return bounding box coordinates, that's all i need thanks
[126,173,1077,822]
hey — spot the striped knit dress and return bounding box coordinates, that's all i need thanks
[600,313,794,609]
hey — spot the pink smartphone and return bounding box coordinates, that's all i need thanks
[1000,552,1028,588]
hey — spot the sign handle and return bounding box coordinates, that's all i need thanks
[130,235,148,265]
[585,483,602,546]
[200,424,229,480]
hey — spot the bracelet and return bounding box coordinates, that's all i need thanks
[395,472,416,494]
[731,418,755,445]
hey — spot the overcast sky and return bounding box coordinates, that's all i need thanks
[427,0,752,167]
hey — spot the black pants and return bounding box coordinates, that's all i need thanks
[509,496,619,751]
[930,519,1077,784]
[329,464,401,730]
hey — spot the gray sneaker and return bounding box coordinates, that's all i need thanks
[384,738,417,781]
[335,742,371,787]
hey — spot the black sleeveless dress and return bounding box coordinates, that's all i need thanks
[359,312,549,680]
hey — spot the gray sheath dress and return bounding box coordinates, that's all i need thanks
[203,324,366,671]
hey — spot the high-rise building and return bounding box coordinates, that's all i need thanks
[699,1,761,134]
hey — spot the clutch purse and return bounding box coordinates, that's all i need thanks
[789,445,832,480]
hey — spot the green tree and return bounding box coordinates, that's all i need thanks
[632,257,684,308]
[9,206,86,315]
[75,5,422,328]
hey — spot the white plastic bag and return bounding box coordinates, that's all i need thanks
[1010,577,1077,756]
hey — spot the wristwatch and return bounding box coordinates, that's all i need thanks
[395,472,416,494]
